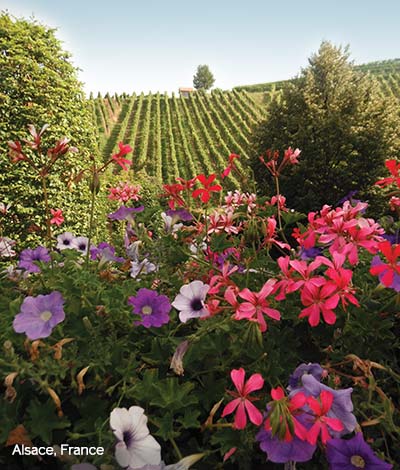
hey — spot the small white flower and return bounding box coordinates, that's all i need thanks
[56,232,77,251]
[110,406,161,469]
[172,280,210,323]
[0,237,16,257]
[74,236,91,255]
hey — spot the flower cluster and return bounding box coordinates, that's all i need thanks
[108,182,141,203]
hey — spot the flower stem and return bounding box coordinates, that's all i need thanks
[170,437,183,460]
[41,176,52,246]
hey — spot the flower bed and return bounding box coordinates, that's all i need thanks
[0,129,399,469]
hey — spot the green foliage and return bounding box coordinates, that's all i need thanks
[193,64,215,91]
[0,13,99,246]
[251,42,400,215]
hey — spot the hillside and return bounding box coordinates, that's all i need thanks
[234,58,400,96]
[89,59,400,186]
[89,89,265,186]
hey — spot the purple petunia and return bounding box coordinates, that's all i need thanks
[288,363,324,391]
[56,232,77,251]
[326,433,393,469]
[18,246,51,273]
[108,205,144,222]
[256,425,316,463]
[90,242,125,265]
[13,291,65,340]
[165,208,193,222]
[128,288,171,328]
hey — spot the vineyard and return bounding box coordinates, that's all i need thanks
[89,89,265,186]
[89,58,400,185]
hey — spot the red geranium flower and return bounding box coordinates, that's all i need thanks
[112,142,133,171]
[192,174,222,203]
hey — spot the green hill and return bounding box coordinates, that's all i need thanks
[90,59,400,186]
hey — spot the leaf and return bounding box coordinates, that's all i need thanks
[150,378,198,412]
[176,408,201,429]
[26,399,70,444]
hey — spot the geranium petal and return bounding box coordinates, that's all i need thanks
[231,368,245,393]
[244,399,263,426]
[234,401,247,429]
[243,373,264,395]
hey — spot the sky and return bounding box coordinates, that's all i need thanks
[1,0,400,96]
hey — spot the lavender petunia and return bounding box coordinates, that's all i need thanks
[130,258,157,279]
[108,205,144,222]
[13,291,65,340]
[172,280,210,323]
[90,242,125,265]
[288,363,324,391]
[326,433,392,469]
[128,288,171,328]
[256,426,316,463]
[18,246,51,273]
[165,208,193,222]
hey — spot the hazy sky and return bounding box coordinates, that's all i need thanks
[1,0,399,95]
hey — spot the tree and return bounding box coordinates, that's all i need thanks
[251,42,400,215]
[193,64,215,90]
[0,13,100,246]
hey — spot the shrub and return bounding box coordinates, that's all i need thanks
[251,42,400,216]
[0,13,99,246]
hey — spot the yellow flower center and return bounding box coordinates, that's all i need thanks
[350,455,366,468]
[142,305,153,315]
[40,310,53,321]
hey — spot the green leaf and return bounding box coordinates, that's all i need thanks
[26,399,70,444]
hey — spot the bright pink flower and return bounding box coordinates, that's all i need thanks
[221,368,264,429]
[208,263,239,295]
[112,142,133,171]
[263,217,290,250]
[263,387,308,442]
[299,283,339,326]
[274,256,302,300]
[306,391,344,445]
[192,174,222,203]
[234,280,281,332]
[108,182,141,203]
[389,196,400,211]
[221,153,240,179]
[283,147,301,165]
[370,241,400,287]
[375,159,400,188]
[50,208,64,226]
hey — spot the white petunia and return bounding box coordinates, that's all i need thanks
[110,406,161,469]
[172,280,210,323]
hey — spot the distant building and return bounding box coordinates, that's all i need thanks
[179,87,194,98]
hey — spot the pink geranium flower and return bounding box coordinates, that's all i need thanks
[50,208,64,226]
[112,142,133,171]
[221,368,264,429]
[299,283,339,326]
[306,391,344,445]
[226,280,281,332]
